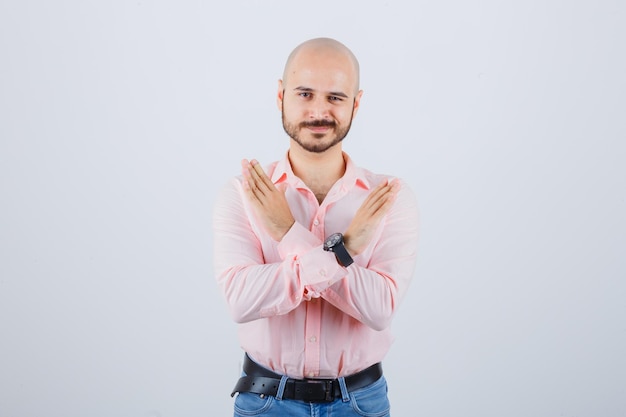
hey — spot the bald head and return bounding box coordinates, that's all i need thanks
[277,38,364,154]
[282,38,360,94]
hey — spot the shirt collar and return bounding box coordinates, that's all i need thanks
[270,151,371,190]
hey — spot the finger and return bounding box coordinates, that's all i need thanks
[242,172,262,201]
[362,194,397,224]
[362,183,398,215]
[374,185,399,213]
[247,167,271,197]
[250,159,276,191]
[242,159,270,198]
[361,182,394,210]
[250,159,265,176]
[241,159,266,201]
[241,159,252,178]
[242,175,263,205]
[366,194,392,216]
[241,159,258,183]
[372,179,399,200]
[370,179,396,198]
[250,160,277,195]
[241,159,253,190]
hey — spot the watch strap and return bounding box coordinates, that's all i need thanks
[332,240,354,267]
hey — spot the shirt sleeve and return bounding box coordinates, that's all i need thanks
[305,180,420,331]
[213,177,338,323]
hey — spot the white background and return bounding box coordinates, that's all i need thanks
[1,1,624,416]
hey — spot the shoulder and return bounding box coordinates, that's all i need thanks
[346,153,415,194]
[357,166,416,195]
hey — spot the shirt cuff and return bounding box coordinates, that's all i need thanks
[277,221,322,258]
[298,247,348,296]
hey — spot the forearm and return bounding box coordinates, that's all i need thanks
[308,182,419,330]
[319,256,416,331]
[216,258,304,323]
[213,179,322,322]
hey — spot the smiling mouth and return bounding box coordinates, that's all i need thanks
[307,126,331,133]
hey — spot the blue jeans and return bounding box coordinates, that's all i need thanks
[233,374,390,417]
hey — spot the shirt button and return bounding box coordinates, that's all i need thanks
[319,269,327,277]
[309,336,317,343]
[313,219,320,226]
[308,372,316,378]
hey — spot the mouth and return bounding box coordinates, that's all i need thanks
[301,120,335,135]
[307,126,332,133]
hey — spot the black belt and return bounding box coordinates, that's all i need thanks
[231,354,383,403]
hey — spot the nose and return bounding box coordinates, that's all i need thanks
[308,96,331,120]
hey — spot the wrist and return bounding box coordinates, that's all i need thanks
[342,234,355,256]
[273,220,295,241]
[323,233,354,267]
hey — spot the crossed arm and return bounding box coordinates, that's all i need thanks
[241,158,400,255]
[213,159,418,330]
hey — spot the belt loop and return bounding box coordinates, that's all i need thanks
[275,375,289,400]
[337,377,350,402]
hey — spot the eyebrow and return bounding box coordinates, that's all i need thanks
[294,86,349,98]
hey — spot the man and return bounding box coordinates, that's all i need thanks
[213,37,419,417]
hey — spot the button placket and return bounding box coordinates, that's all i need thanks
[303,295,322,378]
[311,207,325,240]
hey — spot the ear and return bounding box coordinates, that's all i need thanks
[352,89,364,118]
[276,79,284,111]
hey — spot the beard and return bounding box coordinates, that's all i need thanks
[281,103,354,153]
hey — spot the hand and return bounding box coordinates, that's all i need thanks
[344,179,399,256]
[241,159,295,241]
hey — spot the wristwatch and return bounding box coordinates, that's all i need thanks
[323,233,354,267]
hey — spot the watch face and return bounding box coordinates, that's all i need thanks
[324,233,342,250]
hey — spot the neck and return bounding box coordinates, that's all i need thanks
[288,144,345,203]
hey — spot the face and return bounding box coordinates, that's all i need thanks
[278,49,363,154]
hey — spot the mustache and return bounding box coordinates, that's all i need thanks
[300,120,336,128]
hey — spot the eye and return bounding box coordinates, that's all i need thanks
[299,92,311,98]
[328,96,343,102]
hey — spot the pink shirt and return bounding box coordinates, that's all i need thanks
[213,152,419,379]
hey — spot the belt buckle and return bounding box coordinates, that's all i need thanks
[298,379,334,402]
[323,379,334,402]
